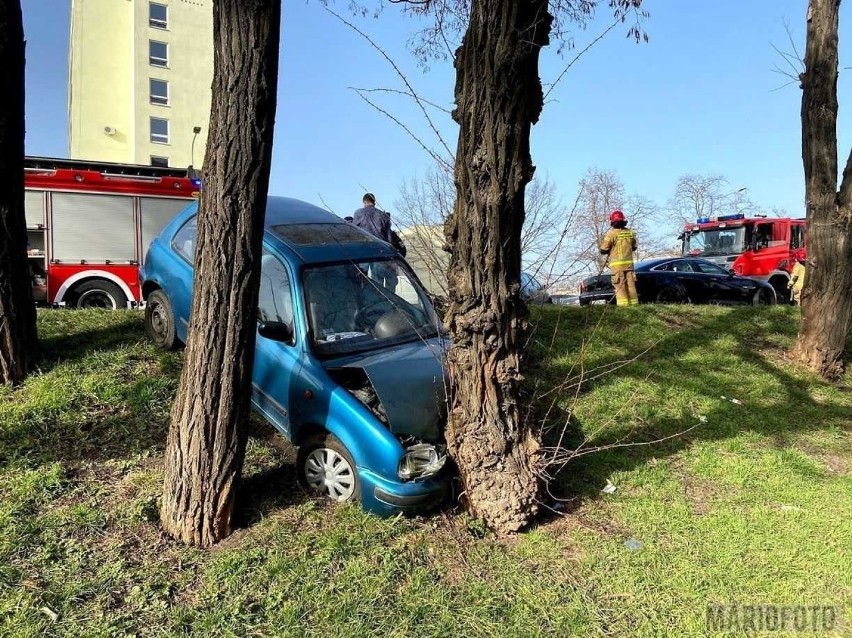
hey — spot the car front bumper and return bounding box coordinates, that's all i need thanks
[358,468,449,515]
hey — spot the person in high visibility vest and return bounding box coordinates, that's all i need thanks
[788,249,807,305]
[600,210,639,306]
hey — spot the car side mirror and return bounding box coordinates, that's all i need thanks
[727,269,736,277]
[258,321,293,343]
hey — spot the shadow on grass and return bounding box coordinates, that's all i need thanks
[529,305,852,509]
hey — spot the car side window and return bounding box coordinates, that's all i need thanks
[670,261,694,273]
[693,261,727,275]
[172,216,197,263]
[258,251,294,334]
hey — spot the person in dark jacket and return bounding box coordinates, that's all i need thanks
[351,193,397,291]
[352,193,391,242]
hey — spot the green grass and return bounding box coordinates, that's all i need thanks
[1,306,850,636]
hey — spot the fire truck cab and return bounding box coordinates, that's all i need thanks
[681,214,806,303]
[24,157,199,308]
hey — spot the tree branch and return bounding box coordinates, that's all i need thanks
[324,5,455,161]
[352,88,453,171]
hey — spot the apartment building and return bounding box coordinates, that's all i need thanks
[68,0,213,168]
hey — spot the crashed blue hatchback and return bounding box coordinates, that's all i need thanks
[139,196,449,514]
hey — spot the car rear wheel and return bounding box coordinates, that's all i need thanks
[70,280,128,310]
[145,290,178,349]
[297,433,360,503]
[656,287,687,304]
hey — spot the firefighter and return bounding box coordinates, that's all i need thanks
[788,249,807,305]
[600,210,639,306]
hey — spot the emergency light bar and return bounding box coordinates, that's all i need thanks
[695,213,746,224]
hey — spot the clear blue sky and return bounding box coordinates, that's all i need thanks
[20,0,852,223]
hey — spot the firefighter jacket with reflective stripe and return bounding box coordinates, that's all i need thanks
[600,228,637,271]
[791,261,806,292]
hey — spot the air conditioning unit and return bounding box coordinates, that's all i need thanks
[103,126,117,136]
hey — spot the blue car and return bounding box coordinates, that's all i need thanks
[139,196,449,515]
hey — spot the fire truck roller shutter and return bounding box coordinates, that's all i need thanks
[140,197,194,263]
[51,192,136,262]
[25,190,46,227]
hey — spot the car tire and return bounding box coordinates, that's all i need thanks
[656,287,686,304]
[69,279,128,310]
[145,289,179,350]
[297,433,360,503]
[753,288,775,306]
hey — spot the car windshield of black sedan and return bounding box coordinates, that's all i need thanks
[303,259,441,356]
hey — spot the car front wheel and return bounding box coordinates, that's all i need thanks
[297,433,360,503]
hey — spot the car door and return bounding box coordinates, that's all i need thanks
[690,259,738,303]
[660,260,710,302]
[166,215,197,341]
[251,248,303,439]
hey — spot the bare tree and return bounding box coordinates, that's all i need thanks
[395,167,579,291]
[160,0,281,547]
[791,0,852,380]
[667,174,753,230]
[0,0,38,385]
[572,168,661,272]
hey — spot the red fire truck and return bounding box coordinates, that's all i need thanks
[24,157,199,308]
[680,213,807,302]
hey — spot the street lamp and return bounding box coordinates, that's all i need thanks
[189,125,202,175]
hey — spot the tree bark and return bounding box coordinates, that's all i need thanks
[160,0,281,547]
[0,0,38,386]
[791,0,852,380]
[443,0,551,535]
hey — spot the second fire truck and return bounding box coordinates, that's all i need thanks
[24,156,199,308]
[681,213,806,303]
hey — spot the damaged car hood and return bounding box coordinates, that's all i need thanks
[327,337,448,442]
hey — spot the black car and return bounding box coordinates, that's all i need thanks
[578,273,614,305]
[578,257,776,306]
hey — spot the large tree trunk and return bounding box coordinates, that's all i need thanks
[160,0,281,547]
[0,0,38,386]
[443,0,551,535]
[791,0,852,380]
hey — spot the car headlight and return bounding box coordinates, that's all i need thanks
[397,443,447,480]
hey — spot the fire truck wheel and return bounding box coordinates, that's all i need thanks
[145,290,178,350]
[70,280,128,310]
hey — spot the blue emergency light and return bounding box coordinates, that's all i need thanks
[696,213,745,224]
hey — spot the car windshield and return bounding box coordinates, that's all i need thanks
[683,227,746,257]
[303,258,441,356]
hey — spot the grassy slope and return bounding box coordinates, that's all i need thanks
[0,307,850,637]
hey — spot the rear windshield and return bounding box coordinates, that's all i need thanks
[271,223,375,246]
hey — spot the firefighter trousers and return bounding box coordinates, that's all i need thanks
[613,269,639,306]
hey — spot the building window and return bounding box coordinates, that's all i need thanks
[149,2,168,29]
[150,156,169,167]
[150,117,169,144]
[149,40,168,67]
[150,79,168,106]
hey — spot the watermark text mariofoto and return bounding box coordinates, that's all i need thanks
[706,604,843,633]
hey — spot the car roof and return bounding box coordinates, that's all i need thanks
[262,196,397,264]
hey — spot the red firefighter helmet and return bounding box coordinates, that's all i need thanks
[792,248,807,263]
[609,210,626,224]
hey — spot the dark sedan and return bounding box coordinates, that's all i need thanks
[578,257,776,306]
